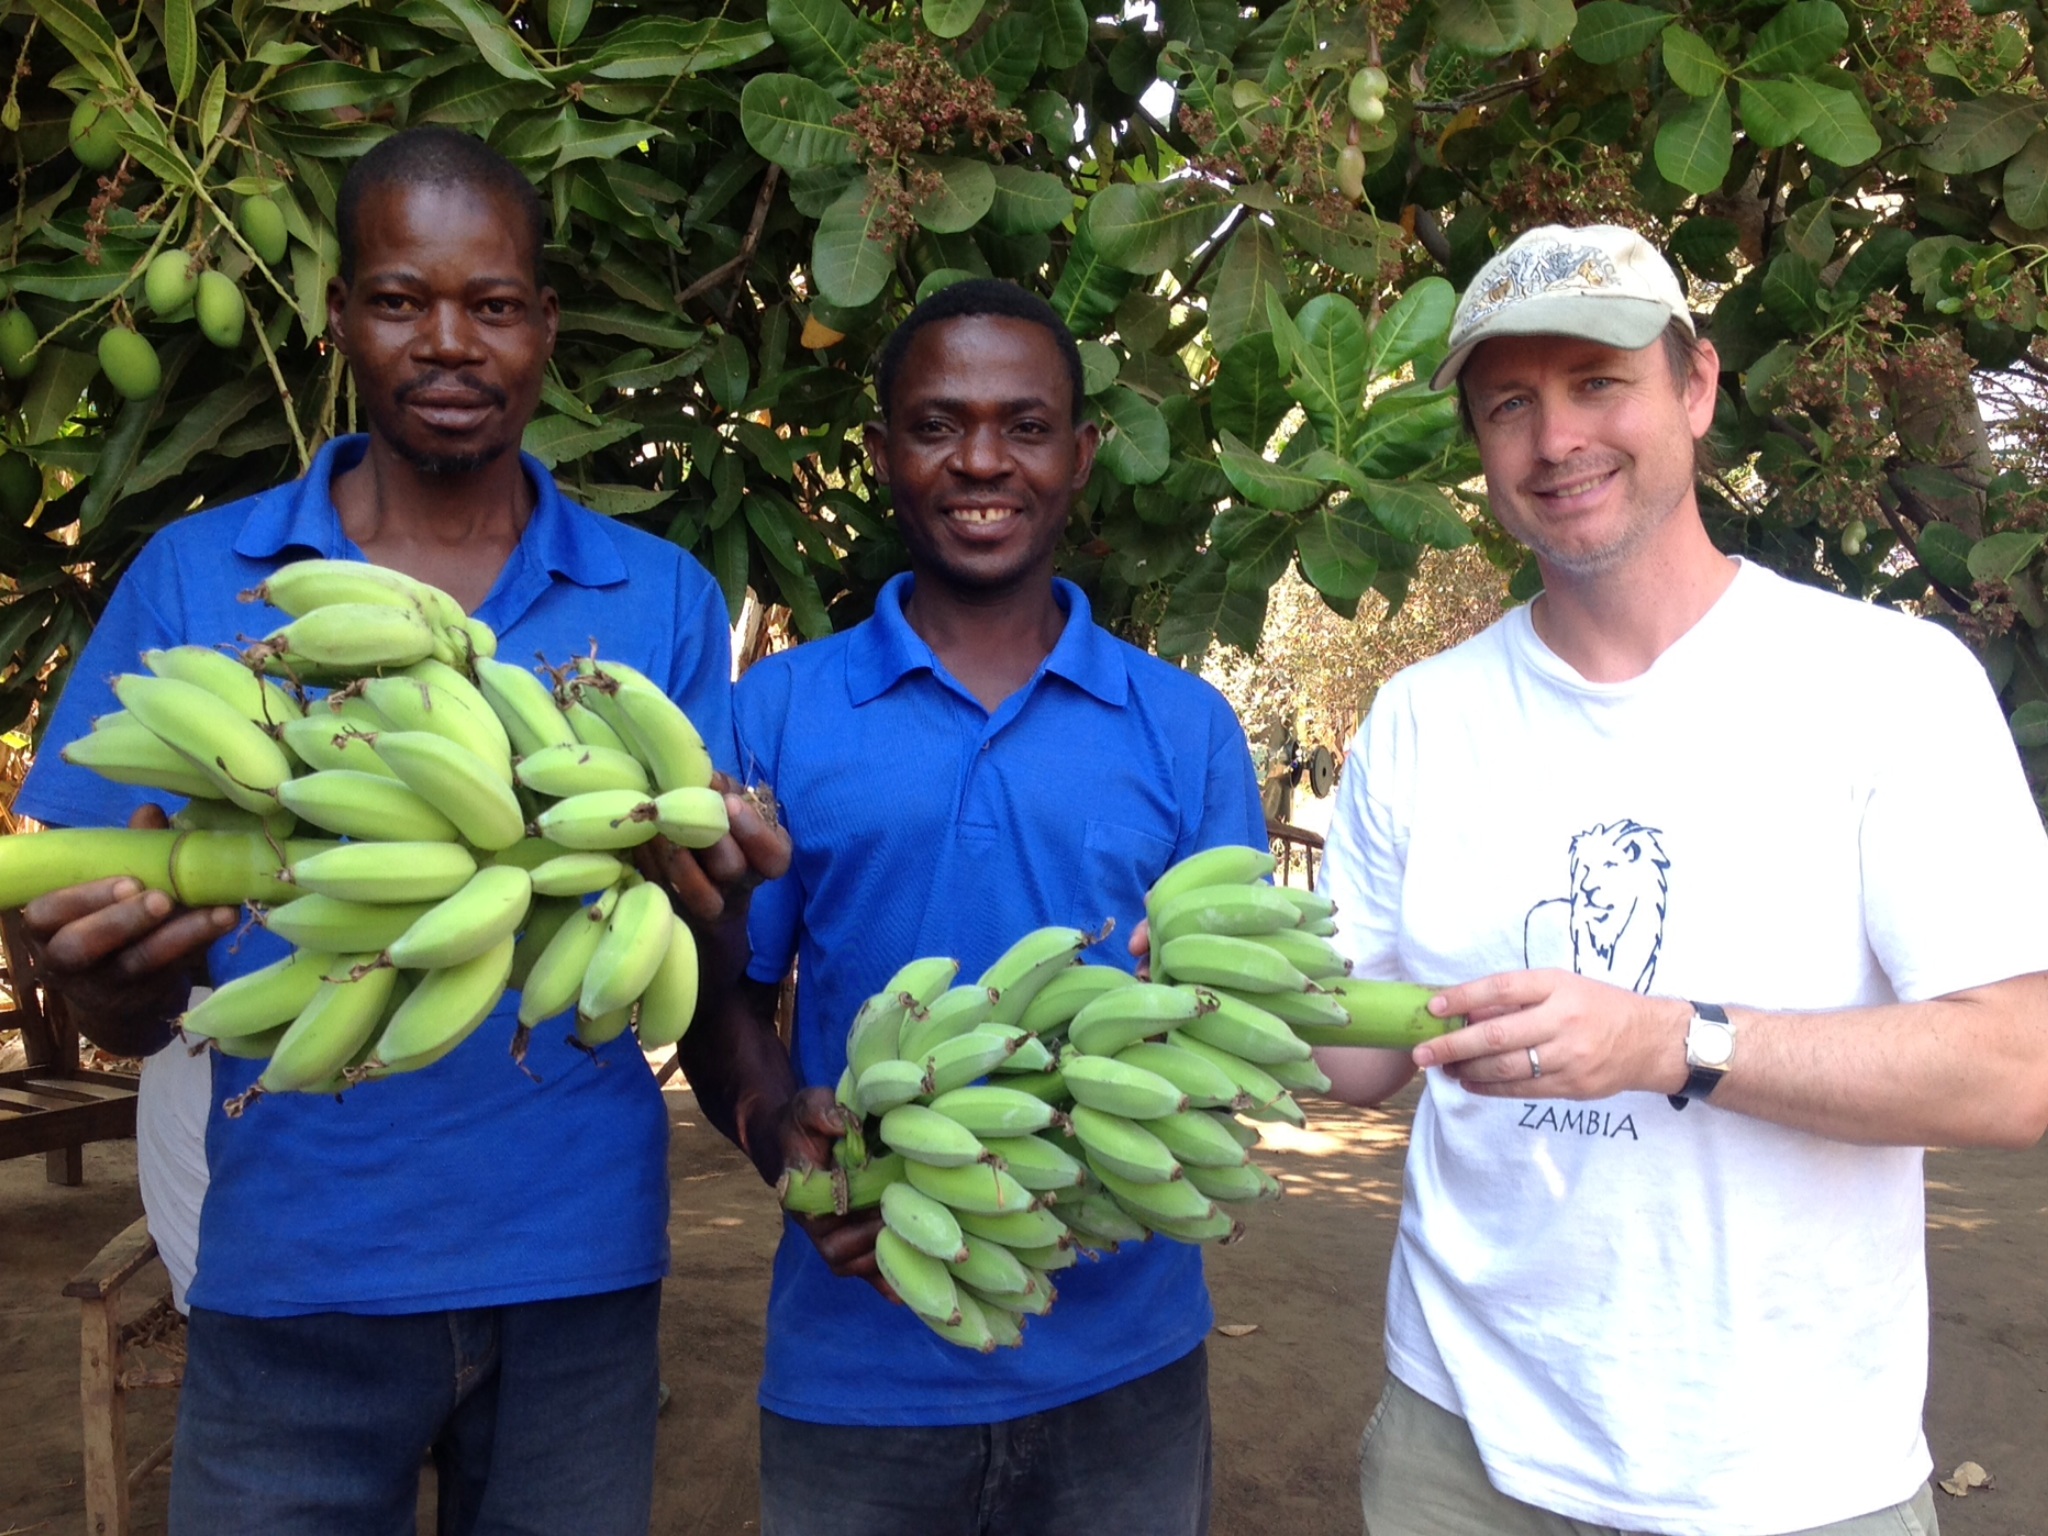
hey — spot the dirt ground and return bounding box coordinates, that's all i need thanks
[2,1083,2043,1536]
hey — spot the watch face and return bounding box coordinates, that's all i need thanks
[1690,1019,1735,1069]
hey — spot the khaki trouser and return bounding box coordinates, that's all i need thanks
[1359,1376,1940,1536]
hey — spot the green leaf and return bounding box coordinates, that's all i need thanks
[124,375,277,497]
[1096,387,1172,485]
[767,0,883,95]
[912,158,996,234]
[1353,388,1461,478]
[1434,0,1533,56]
[1296,511,1378,606]
[812,179,898,306]
[1737,78,1817,149]
[19,349,99,446]
[740,74,857,169]
[1077,340,1120,396]
[162,0,198,104]
[1654,86,1734,195]
[1217,430,1331,512]
[986,165,1073,235]
[1571,1,1671,63]
[198,62,228,143]
[79,398,159,535]
[554,115,665,170]
[710,517,750,622]
[264,62,401,115]
[1288,293,1369,455]
[1784,200,1834,265]
[1037,0,1090,70]
[2009,700,2048,750]
[1086,183,1224,275]
[1157,555,1267,657]
[1921,94,2046,175]
[549,0,595,47]
[1268,200,1383,279]
[957,13,1041,103]
[1207,221,1284,354]
[521,414,639,469]
[923,0,986,40]
[1781,78,1879,166]
[559,302,699,349]
[4,260,131,304]
[1762,253,1822,327]
[2003,129,2048,229]
[1525,0,1577,49]
[411,63,547,124]
[1967,530,2046,582]
[586,17,775,78]
[1916,521,1976,590]
[32,0,122,83]
[1215,506,1299,593]
[1662,28,1725,97]
[1363,276,1455,382]
[704,333,751,411]
[1050,222,1138,335]
[413,0,545,82]
[1263,288,1300,374]
[1358,480,1471,549]
[1741,1,1848,75]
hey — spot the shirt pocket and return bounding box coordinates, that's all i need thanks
[1069,818,1178,934]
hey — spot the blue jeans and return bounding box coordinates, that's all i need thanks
[168,1284,660,1536]
[759,1343,1213,1536]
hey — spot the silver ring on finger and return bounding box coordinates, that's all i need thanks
[1527,1046,1542,1080]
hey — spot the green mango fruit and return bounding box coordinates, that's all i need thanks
[97,327,162,401]
[68,99,123,172]
[0,310,38,380]
[144,250,202,316]
[196,270,245,349]
[0,451,41,523]
[237,196,289,266]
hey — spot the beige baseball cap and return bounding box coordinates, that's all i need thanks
[1429,224,1694,392]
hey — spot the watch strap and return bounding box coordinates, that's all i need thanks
[1667,1002,1731,1111]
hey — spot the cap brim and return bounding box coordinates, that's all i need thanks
[1428,295,1685,392]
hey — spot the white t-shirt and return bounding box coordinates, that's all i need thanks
[1324,560,2048,1535]
[137,1027,212,1314]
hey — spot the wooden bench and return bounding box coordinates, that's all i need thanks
[0,910,140,1184]
[64,1215,183,1536]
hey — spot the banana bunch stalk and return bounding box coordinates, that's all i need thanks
[2,557,727,1109]
[779,847,1462,1354]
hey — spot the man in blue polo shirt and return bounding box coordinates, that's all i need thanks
[677,280,1264,1534]
[18,128,778,1533]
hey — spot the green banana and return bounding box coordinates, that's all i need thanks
[386,865,533,970]
[508,896,580,991]
[273,769,461,843]
[170,800,297,837]
[142,646,303,733]
[1008,1242,1077,1272]
[977,1273,1052,1316]
[516,885,622,1027]
[952,1204,1070,1249]
[259,894,438,954]
[1143,1207,1245,1244]
[1147,881,1300,945]
[978,925,1093,1027]
[287,841,477,903]
[254,958,398,1095]
[1069,1105,1182,1184]
[977,1133,1087,1191]
[881,1180,970,1263]
[874,1227,962,1326]
[927,1084,1059,1138]
[1015,964,1137,1036]
[247,603,438,675]
[1238,1091,1307,1128]
[574,1003,635,1049]
[879,1104,992,1168]
[1144,845,1276,909]
[854,1058,930,1117]
[560,696,631,753]
[845,989,916,1081]
[993,1035,1057,1073]
[574,660,715,794]
[1061,1054,1188,1121]
[475,656,580,758]
[1183,1161,1284,1204]
[883,956,961,1008]
[62,713,229,801]
[1273,885,1336,924]
[1057,1193,1151,1246]
[1090,1162,1220,1227]
[1177,989,1316,1065]
[527,851,630,898]
[1141,1109,1252,1169]
[1264,1054,1333,1095]
[113,673,295,813]
[181,949,336,1041]
[369,932,515,1073]
[973,1296,1026,1349]
[1164,1031,1289,1115]
[1113,1040,1243,1110]
[993,1068,1067,1104]
[652,786,729,849]
[532,789,661,850]
[388,659,513,765]
[1156,933,1315,996]
[778,1151,906,1216]
[278,711,396,777]
[1219,983,1349,1031]
[371,730,526,851]
[919,1285,998,1352]
[514,741,650,798]
[633,915,700,1049]
[1286,979,1458,1049]
[896,984,998,1064]
[1240,927,1353,981]
[902,1158,1037,1216]
[241,559,449,623]
[1066,981,1208,1058]
[1215,1112,1262,1150]
[579,880,673,1022]
[944,1233,1035,1297]
[920,1026,1026,1094]
[207,1022,292,1061]
[458,616,498,661]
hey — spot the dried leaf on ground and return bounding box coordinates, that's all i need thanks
[1937,1460,1992,1496]
[1215,1322,1260,1338]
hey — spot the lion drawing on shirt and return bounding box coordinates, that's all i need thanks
[1523,820,1669,994]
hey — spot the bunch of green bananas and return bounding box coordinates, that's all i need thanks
[29,557,726,1111]
[777,847,1460,1354]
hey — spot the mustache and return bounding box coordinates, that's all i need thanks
[1525,455,1625,493]
[394,373,508,410]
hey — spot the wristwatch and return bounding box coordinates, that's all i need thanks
[1667,1002,1734,1111]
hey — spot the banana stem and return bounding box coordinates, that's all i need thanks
[1289,981,1461,1050]
[0,829,335,912]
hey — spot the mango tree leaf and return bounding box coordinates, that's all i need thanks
[986,165,1073,235]
[812,178,898,306]
[31,0,122,85]
[1096,387,1172,485]
[1157,554,1267,657]
[1358,480,1471,548]
[125,375,276,497]
[521,414,639,468]
[1738,77,1818,148]
[411,63,547,124]
[79,399,160,535]
[1782,78,1879,166]
[767,0,883,96]
[1086,182,1226,275]
[1363,275,1455,381]
[1921,95,2046,175]
[1741,0,1847,75]
[1217,430,1331,512]
[740,74,857,169]
[549,0,595,47]
[1662,28,1725,97]
[1207,220,1284,354]
[1288,293,1369,454]
[198,62,228,141]
[161,0,198,104]
[587,17,775,76]
[554,115,665,170]
[413,0,545,81]
[19,349,100,445]
[1571,1,1670,63]
[1435,0,1532,56]
[1263,287,1300,373]
[266,62,402,114]
[912,158,996,233]
[4,261,131,303]
[1655,86,1734,194]
[1967,530,2046,582]
[923,0,985,39]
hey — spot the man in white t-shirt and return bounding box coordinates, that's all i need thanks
[1319,223,2048,1536]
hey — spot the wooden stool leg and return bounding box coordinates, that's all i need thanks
[80,1295,128,1536]
[48,1142,84,1186]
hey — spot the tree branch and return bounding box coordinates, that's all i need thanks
[1413,73,1542,112]
[677,165,782,312]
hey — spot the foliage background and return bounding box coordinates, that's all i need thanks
[0,0,2044,816]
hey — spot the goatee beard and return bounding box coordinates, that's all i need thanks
[393,438,509,476]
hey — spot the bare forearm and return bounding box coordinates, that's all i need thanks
[676,975,800,1183]
[1314,1045,1419,1107]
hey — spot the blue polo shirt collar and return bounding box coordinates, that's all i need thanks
[846,572,1128,710]
[230,434,628,590]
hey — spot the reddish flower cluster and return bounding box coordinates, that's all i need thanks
[1490,144,1658,240]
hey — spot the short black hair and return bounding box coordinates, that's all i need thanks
[336,126,547,286]
[875,279,1086,423]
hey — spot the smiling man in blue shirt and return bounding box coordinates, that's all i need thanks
[677,280,1265,1535]
[18,128,783,1535]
